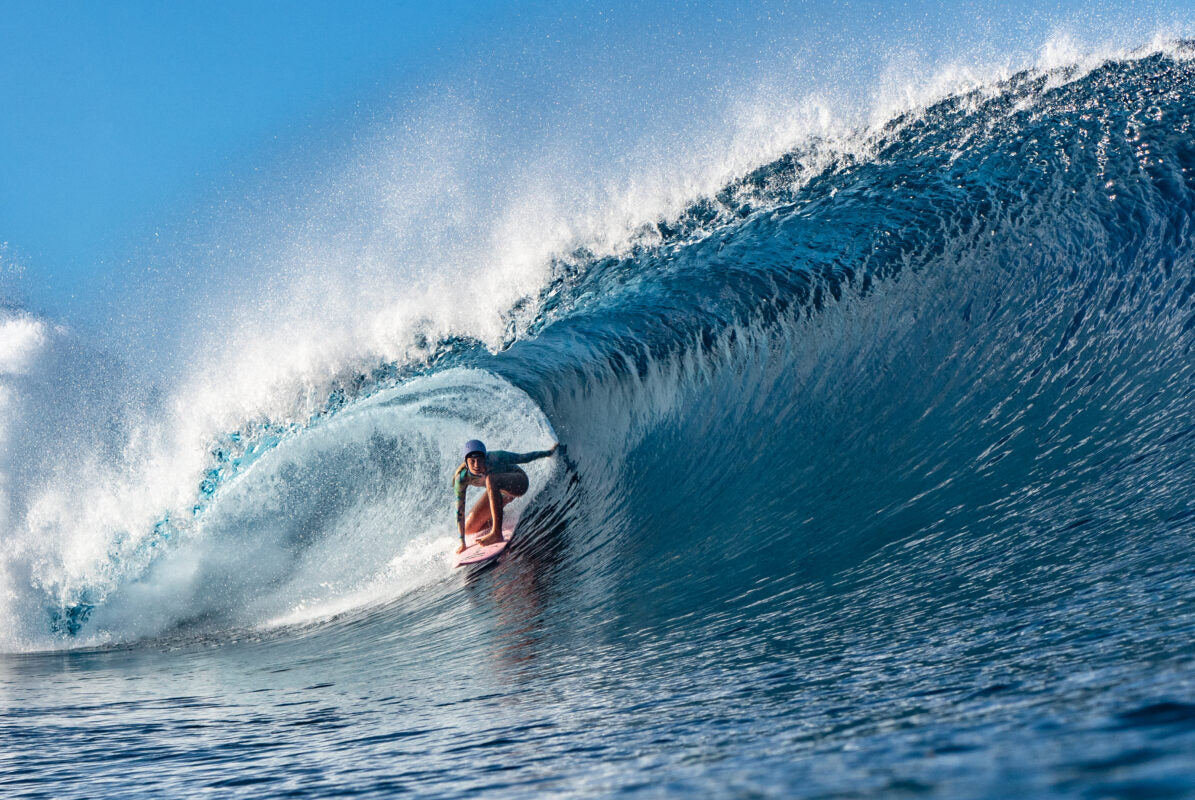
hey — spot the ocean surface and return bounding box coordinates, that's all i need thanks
[3,45,1195,798]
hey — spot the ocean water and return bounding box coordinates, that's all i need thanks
[3,44,1195,798]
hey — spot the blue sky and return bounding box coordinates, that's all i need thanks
[0,1,509,310]
[1,0,1188,320]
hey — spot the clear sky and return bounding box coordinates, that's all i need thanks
[0,0,509,311]
[1,0,1189,320]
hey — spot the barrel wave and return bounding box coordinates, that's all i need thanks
[3,47,1195,798]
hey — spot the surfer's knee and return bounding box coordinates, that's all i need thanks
[502,472,529,496]
[486,472,527,498]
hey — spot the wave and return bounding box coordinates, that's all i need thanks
[511,46,1195,629]
[3,43,1195,651]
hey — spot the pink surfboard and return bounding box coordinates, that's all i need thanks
[453,517,517,567]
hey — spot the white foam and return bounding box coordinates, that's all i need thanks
[71,368,555,644]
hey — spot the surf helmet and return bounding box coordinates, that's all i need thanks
[462,439,487,459]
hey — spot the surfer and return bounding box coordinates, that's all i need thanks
[454,439,560,553]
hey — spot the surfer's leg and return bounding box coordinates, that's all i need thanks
[476,471,528,545]
[465,494,492,536]
[484,479,505,546]
[492,470,529,499]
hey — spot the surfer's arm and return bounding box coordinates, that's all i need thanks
[507,444,559,464]
[456,495,467,546]
[453,467,468,546]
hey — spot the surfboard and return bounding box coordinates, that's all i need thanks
[452,516,517,568]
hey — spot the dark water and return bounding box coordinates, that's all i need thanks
[4,49,1195,798]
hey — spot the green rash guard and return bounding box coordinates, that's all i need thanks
[453,449,554,501]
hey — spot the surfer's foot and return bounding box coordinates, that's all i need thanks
[476,532,504,546]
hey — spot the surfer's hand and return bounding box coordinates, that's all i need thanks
[456,542,467,554]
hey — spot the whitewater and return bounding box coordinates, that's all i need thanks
[3,38,1195,798]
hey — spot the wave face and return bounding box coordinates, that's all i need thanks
[5,48,1195,798]
[505,48,1195,627]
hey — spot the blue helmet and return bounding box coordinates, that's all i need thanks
[462,439,486,459]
